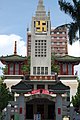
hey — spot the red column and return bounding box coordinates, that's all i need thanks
[72,64,74,75]
[14,64,15,75]
[8,64,10,75]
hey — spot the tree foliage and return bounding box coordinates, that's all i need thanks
[58,0,80,45]
[51,54,60,74]
[72,82,80,113]
[21,55,60,75]
[21,56,30,75]
[0,78,13,113]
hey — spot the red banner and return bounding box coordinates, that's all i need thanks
[31,89,49,94]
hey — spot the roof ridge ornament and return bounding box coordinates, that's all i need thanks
[14,41,17,55]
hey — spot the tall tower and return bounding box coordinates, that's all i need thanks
[31,0,51,76]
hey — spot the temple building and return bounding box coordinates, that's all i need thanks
[0,0,80,120]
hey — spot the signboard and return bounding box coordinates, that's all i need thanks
[31,89,49,94]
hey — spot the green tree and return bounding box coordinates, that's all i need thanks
[21,56,30,75]
[72,82,80,113]
[51,54,60,74]
[58,0,80,45]
[0,78,13,113]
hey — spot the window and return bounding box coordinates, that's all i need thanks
[57,32,59,34]
[62,32,66,34]
[51,36,54,39]
[15,64,19,75]
[37,67,40,74]
[62,42,65,45]
[10,64,14,75]
[63,64,66,74]
[68,64,72,75]
[41,67,44,74]
[45,67,48,74]
[57,37,59,39]
[57,42,60,45]
[35,40,47,57]
[51,42,54,45]
[33,67,36,74]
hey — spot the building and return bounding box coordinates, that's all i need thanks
[0,0,80,120]
[27,22,68,57]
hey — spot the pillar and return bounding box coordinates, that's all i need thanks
[45,84,48,89]
[6,104,11,120]
[55,94,62,120]
[18,94,25,120]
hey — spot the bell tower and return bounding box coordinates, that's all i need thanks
[31,0,51,76]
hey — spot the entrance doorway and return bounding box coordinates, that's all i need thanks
[26,95,55,120]
[26,104,33,119]
[37,104,44,119]
[48,104,55,119]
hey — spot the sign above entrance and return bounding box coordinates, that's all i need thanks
[31,89,49,94]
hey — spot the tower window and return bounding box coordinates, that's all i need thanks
[35,40,47,57]
[41,67,44,74]
[45,67,48,74]
[33,67,36,74]
[37,67,40,74]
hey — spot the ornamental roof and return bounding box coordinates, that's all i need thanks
[55,55,80,63]
[11,81,32,94]
[11,80,70,94]
[49,81,70,94]
[0,54,27,62]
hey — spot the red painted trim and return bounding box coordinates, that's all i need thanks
[58,108,61,115]
[19,107,22,114]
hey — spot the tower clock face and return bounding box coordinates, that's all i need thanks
[35,20,47,32]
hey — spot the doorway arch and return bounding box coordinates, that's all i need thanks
[25,94,55,120]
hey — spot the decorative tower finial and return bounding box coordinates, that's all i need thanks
[36,0,46,17]
[14,41,17,55]
[39,0,43,5]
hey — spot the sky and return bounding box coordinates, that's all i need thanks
[0,0,80,76]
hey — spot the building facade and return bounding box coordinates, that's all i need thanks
[27,24,68,57]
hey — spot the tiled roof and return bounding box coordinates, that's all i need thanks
[55,55,80,63]
[49,81,70,94]
[0,54,27,62]
[11,81,32,93]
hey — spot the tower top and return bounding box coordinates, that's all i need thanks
[36,0,46,18]
[14,41,17,55]
[38,0,44,6]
